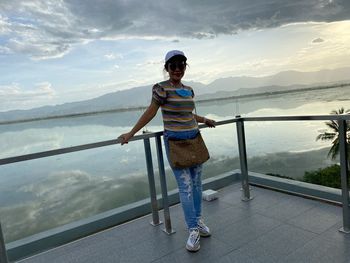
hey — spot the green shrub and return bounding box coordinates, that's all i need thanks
[303,164,342,188]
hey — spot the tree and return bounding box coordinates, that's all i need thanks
[316,107,350,162]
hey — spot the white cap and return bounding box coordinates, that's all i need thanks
[165,50,187,63]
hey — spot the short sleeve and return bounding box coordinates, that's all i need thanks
[152,84,167,105]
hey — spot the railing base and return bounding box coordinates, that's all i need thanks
[150,221,163,227]
[241,196,254,202]
[162,228,176,235]
[339,227,350,234]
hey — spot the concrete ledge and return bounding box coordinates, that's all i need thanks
[7,171,240,261]
[248,171,342,205]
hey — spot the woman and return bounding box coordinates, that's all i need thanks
[119,50,216,252]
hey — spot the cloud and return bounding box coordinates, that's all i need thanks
[0,0,349,59]
[0,46,11,54]
[312,37,325,43]
[136,59,163,67]
[0,14,11,34]
[104,52,124,60]
[0,82,55,100]
[0,82,56,111]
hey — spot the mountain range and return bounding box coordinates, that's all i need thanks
[198,67,350,95]
[1,67,350,123]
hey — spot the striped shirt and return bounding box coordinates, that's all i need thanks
[152,81,198,132]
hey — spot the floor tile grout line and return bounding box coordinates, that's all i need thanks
[283,219,332,235]
[214,213,284,254]
[280,225,339,262]
[255,201,321,223]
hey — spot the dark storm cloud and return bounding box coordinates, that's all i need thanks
[312,37,325,43]
[0,0,349,59]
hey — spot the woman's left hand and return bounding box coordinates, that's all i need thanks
[204,118,216,128]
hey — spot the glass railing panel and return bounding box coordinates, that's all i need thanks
[0,140,152,243]
[200,124,239,180]
[244,121,340,186]
[196,101,239,179]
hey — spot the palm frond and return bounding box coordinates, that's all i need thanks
[330,108,345,115]
[333,137,339,145]
[327,143,339,160]
[325,120,338,131]
[319,108,350,160]
[316,132,336,141]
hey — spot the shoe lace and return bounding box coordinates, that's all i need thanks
[198,219,205,228]
[189,229,199,243]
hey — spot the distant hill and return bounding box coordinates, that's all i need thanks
[199,67,350,95]
[0,81,206,123]
[1,67,349,123]
[196,82,349,101]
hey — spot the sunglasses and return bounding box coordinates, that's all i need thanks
[168,61,186,71]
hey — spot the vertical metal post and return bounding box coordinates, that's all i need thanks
[143,138,162,226]
[0,222,9,263]
[155,135,175,235]
[236,116,253,201]
[338,119,350,233]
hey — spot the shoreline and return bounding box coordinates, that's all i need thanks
[197,82,350,104]
[1,82,349,125]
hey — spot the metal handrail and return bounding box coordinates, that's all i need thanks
[240,114,350,122]
[143,137,161,226]
[0,222,8,263]
[338,119,350,233]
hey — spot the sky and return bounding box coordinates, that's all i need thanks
[1,0,350,112]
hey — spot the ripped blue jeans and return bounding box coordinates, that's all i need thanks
[163,130,203,230]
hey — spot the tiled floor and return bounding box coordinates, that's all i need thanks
[18,183,350,263]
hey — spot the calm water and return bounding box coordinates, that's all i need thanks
[0,86,349,242]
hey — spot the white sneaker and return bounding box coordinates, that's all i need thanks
[186,228,200,252]
[198,219,211,237]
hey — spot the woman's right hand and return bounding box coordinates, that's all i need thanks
[118,132,134,145]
